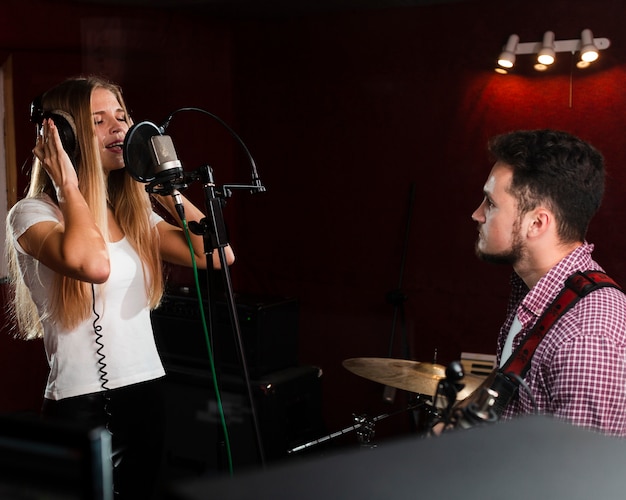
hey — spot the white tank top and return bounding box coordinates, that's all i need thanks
[9,195,165,400]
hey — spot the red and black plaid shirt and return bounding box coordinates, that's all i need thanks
[497,243,626,436]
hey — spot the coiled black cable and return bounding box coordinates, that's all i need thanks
[91,284,122,468]
[92,284,110,392]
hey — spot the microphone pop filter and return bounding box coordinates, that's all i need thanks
[123,121,162,183]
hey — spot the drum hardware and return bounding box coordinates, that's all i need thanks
[289,357,499,455]
[430,361,500,433]
[454,387,499,430]
[342,357,483,401]
[287,396,434,455]
[342,357,501,434]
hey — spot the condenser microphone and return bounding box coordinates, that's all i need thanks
[123,121,185,218]
[123,121,183,187]
[150,134,183,184]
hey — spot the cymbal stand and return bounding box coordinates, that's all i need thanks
[384,183,415,404]
[287,395,433,455]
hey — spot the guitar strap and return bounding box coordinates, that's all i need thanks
[490,270,622,416]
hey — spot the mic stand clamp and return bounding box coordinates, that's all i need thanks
[145,179,190,196]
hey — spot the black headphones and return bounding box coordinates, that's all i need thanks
[30,95,80,167]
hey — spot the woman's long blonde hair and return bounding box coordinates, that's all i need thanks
[6,76,163,339]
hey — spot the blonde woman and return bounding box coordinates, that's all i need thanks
[6,76,234,498]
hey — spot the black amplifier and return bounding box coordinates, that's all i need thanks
[163,364,326,475]
[151,292,299,378]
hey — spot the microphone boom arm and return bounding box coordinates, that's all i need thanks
[160,107,266,195]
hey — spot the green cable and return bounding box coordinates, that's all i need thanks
[181,217,234,476]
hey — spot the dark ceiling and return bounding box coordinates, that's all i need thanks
[70,0,471,18]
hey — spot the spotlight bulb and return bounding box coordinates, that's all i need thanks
[580,29,599,63]
[581,50,599,63]
[497,57,514,68]
[537,31,556,65]
[497,34,519,68]
[537,53,555,65]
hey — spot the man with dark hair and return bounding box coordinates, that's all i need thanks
[471,129,626,436]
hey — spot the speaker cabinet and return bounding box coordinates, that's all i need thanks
[152,293,299,378]
[163,365,325,481]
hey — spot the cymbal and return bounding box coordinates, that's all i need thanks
[342,357,483,400]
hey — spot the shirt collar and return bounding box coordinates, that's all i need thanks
[516,242,597,322]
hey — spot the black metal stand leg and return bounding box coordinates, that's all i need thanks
[190,165,266,469]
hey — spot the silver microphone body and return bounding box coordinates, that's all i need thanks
[149,135,183,184]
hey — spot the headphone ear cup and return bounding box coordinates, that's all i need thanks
[45,110,79,168]
[30,95,44,125]
[30,96,80,170]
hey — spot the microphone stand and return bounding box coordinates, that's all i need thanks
[139,108,267,471]
[385,183,415,365]
[185,165,267,470]
[383,183,416,432]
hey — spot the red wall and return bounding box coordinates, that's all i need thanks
[2,0,626,443]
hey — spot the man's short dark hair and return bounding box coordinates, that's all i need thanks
[488,129,605,243]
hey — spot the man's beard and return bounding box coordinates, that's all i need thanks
[474,230,524,266]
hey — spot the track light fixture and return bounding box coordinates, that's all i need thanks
[495,29,610,73]
[537,31,556,66]
[497,34,519,69]
[579,29,599,63]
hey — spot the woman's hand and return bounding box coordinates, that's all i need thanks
[32,118,79,201]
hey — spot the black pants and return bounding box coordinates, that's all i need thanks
[42,378,167,500]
